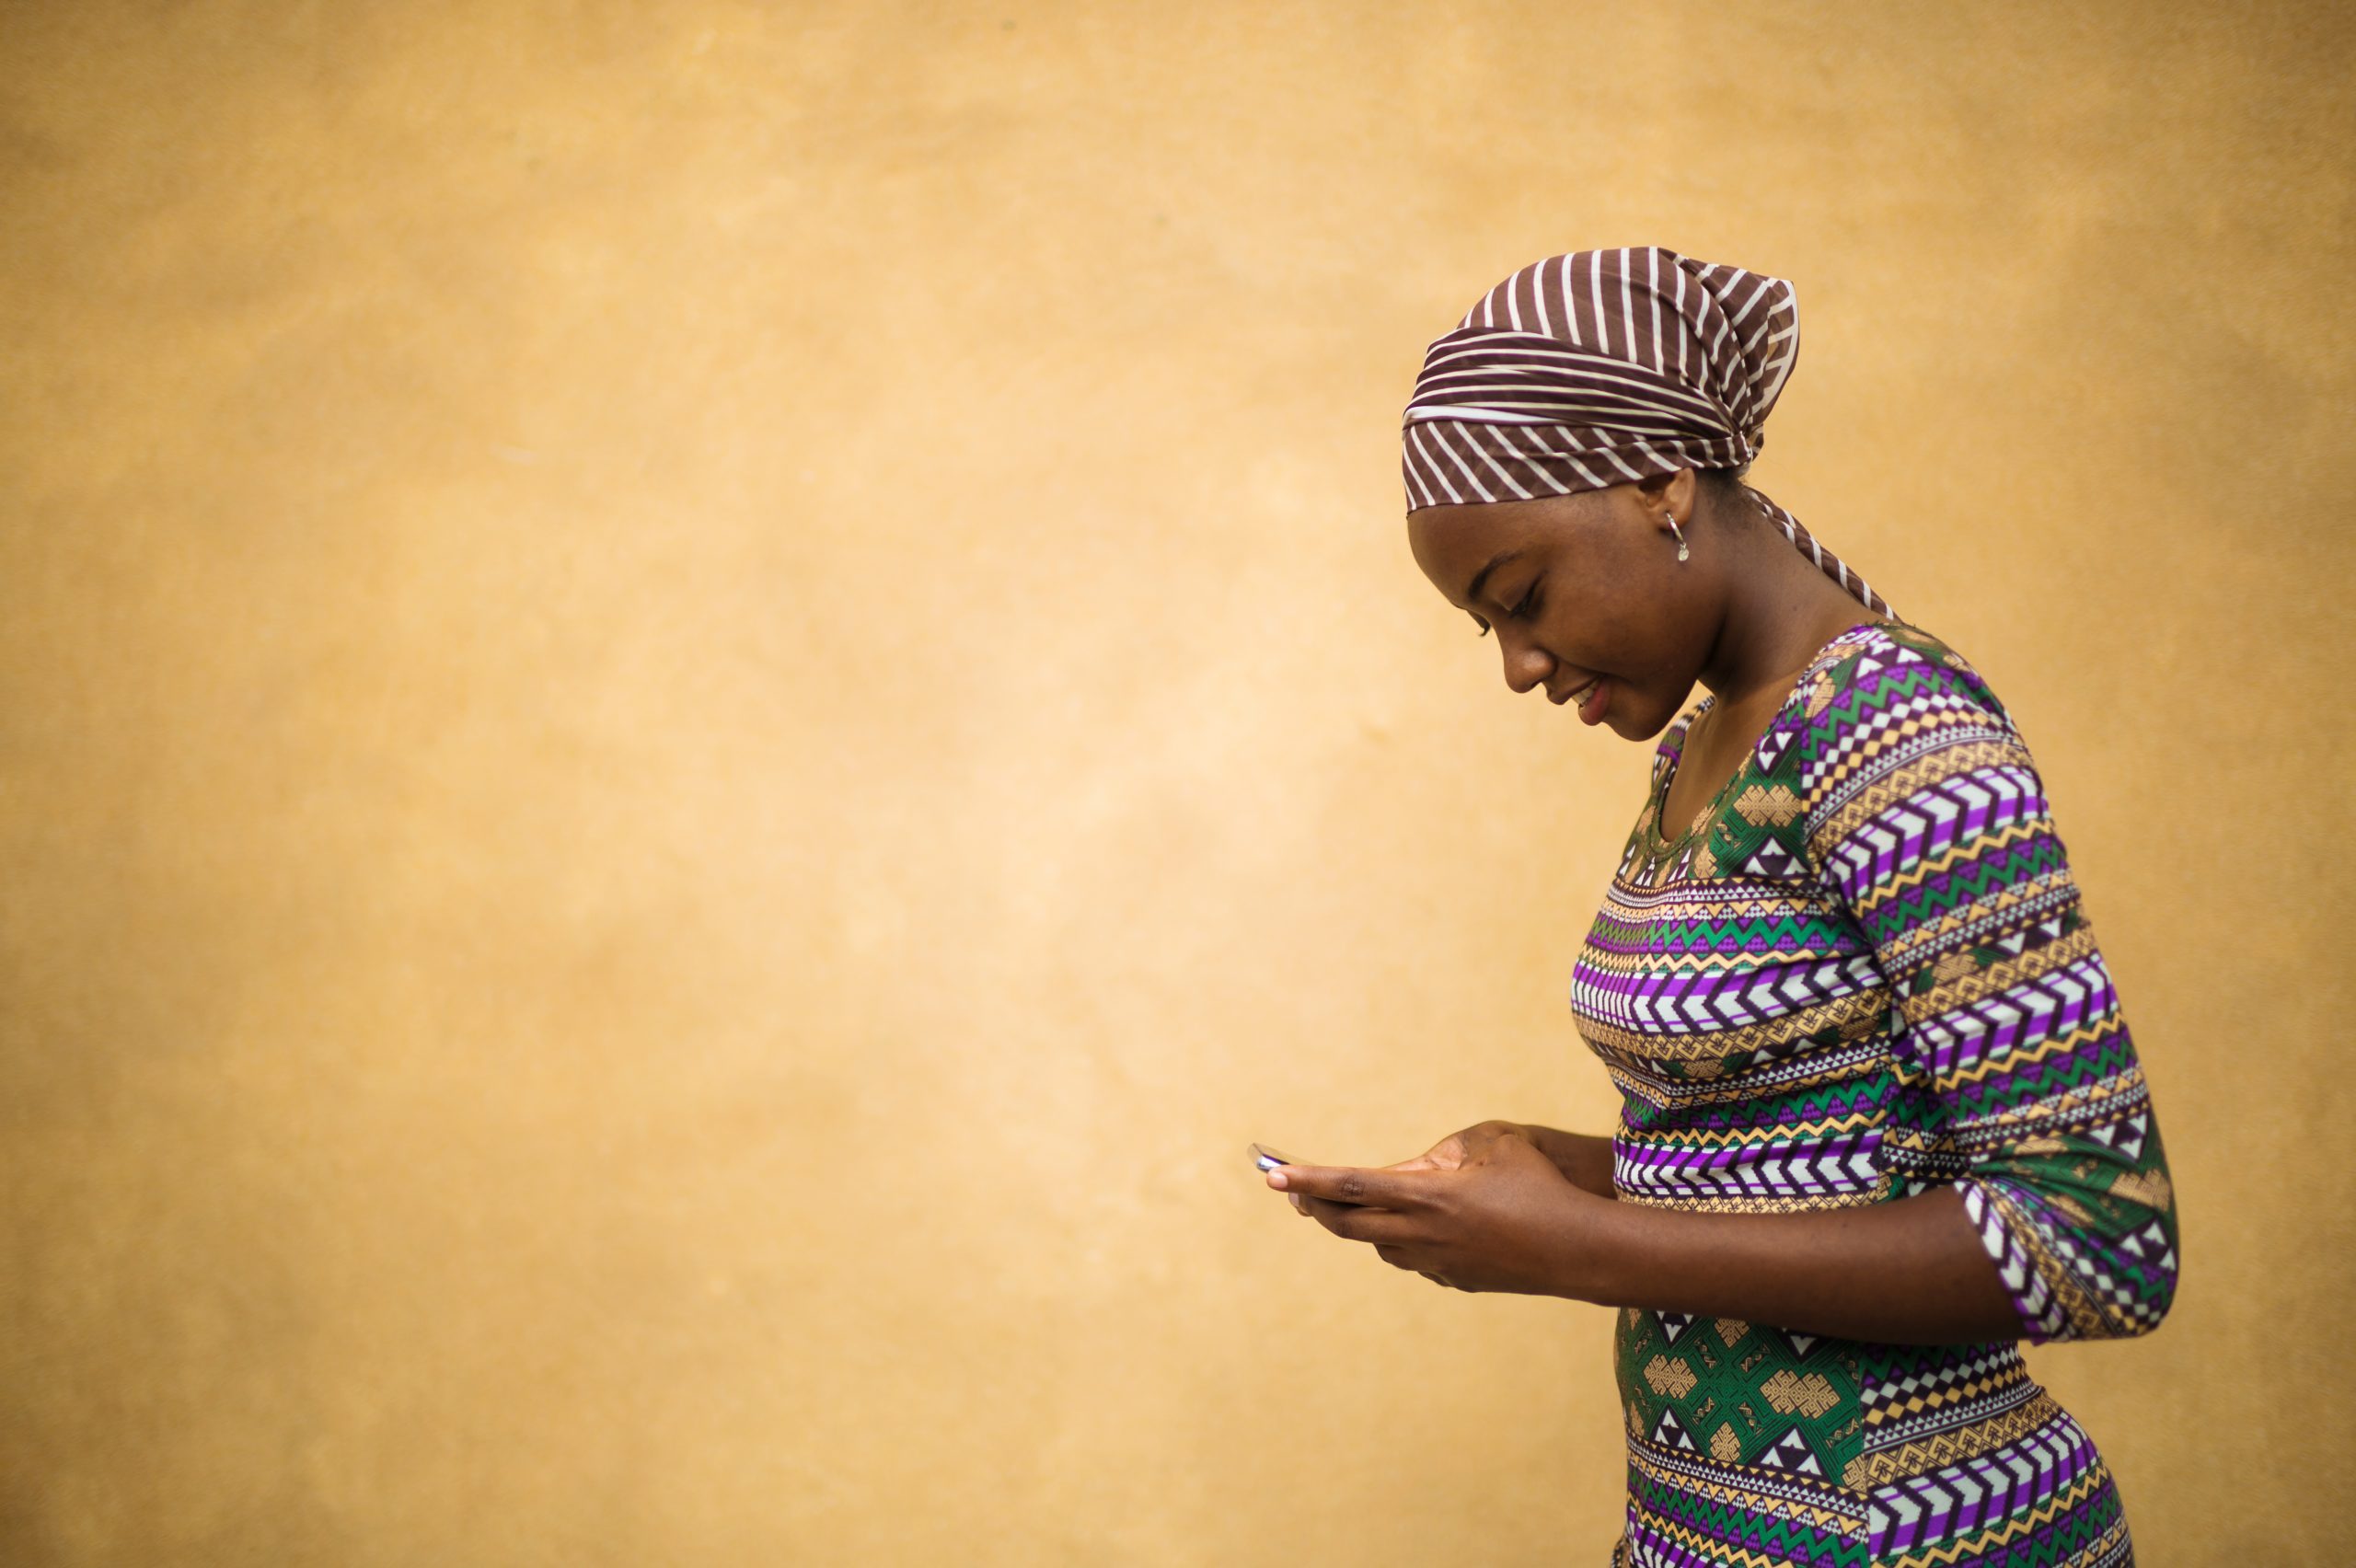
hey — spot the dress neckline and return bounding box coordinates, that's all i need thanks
[1641,619,1895,854]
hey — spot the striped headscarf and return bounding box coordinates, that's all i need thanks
[1402,247,1894,619]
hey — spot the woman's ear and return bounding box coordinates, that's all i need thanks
[1634,468,1695,530]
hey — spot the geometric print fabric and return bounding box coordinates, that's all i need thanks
[1576,620,2172,1566]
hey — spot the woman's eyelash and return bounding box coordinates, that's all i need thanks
[1475,585,1538,638]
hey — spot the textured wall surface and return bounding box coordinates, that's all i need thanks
[4,2,2350,1562]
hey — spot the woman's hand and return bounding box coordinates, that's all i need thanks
[1276,1119,1527,1216]
[1266,1127,1604,1297]
[1390,1118,1530,1173]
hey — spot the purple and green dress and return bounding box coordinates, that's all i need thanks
[1574,619,2177,1568]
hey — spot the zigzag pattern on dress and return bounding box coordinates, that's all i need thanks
[1862,1366,2045,1451]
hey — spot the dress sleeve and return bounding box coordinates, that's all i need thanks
[1794,635,2179,1343]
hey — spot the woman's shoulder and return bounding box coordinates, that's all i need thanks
[1777,616,2039,818]
[1796,617,2013,730]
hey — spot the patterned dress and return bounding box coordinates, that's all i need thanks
[1572,620,2177,1568]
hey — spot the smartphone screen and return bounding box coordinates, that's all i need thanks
[1249,1142,1292,1171]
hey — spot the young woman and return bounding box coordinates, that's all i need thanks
[1265,248,2177,1567]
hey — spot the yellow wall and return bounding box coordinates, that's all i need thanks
[5,2,2350,1562]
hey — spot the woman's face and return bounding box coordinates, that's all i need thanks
[1405,482,1709,742]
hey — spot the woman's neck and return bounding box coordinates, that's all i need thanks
[1696,517,1891,710]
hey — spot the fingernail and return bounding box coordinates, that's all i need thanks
[1266,1171,1288,1189]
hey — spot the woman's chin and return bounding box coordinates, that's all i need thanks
[1603,691,1672,742]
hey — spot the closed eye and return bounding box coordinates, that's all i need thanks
[1473,582,1539,639]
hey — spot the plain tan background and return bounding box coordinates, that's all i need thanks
[5,2,2351,1562]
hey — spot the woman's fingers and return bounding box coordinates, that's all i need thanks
[1304,1198,1415,1244]
[1266,1162,1425,1210]
[1378,1245,1450,1287]
[1273,1164,1435,1244]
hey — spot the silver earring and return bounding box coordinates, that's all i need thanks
[1668,514,1690,561]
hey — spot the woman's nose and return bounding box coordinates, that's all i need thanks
[1500,632,1554,696]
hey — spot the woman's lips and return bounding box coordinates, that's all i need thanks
[1553,674,1600,707]
[1554,673,1611,720]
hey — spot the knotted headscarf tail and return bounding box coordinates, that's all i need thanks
[1401,247,1896,620]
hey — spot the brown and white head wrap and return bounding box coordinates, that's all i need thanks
[1402,246,1894,619]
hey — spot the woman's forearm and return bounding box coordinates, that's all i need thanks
[1569,1185,2024,1344]
[1513,1123,1618,1201]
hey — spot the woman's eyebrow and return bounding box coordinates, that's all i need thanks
[1462,549,1523,609]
